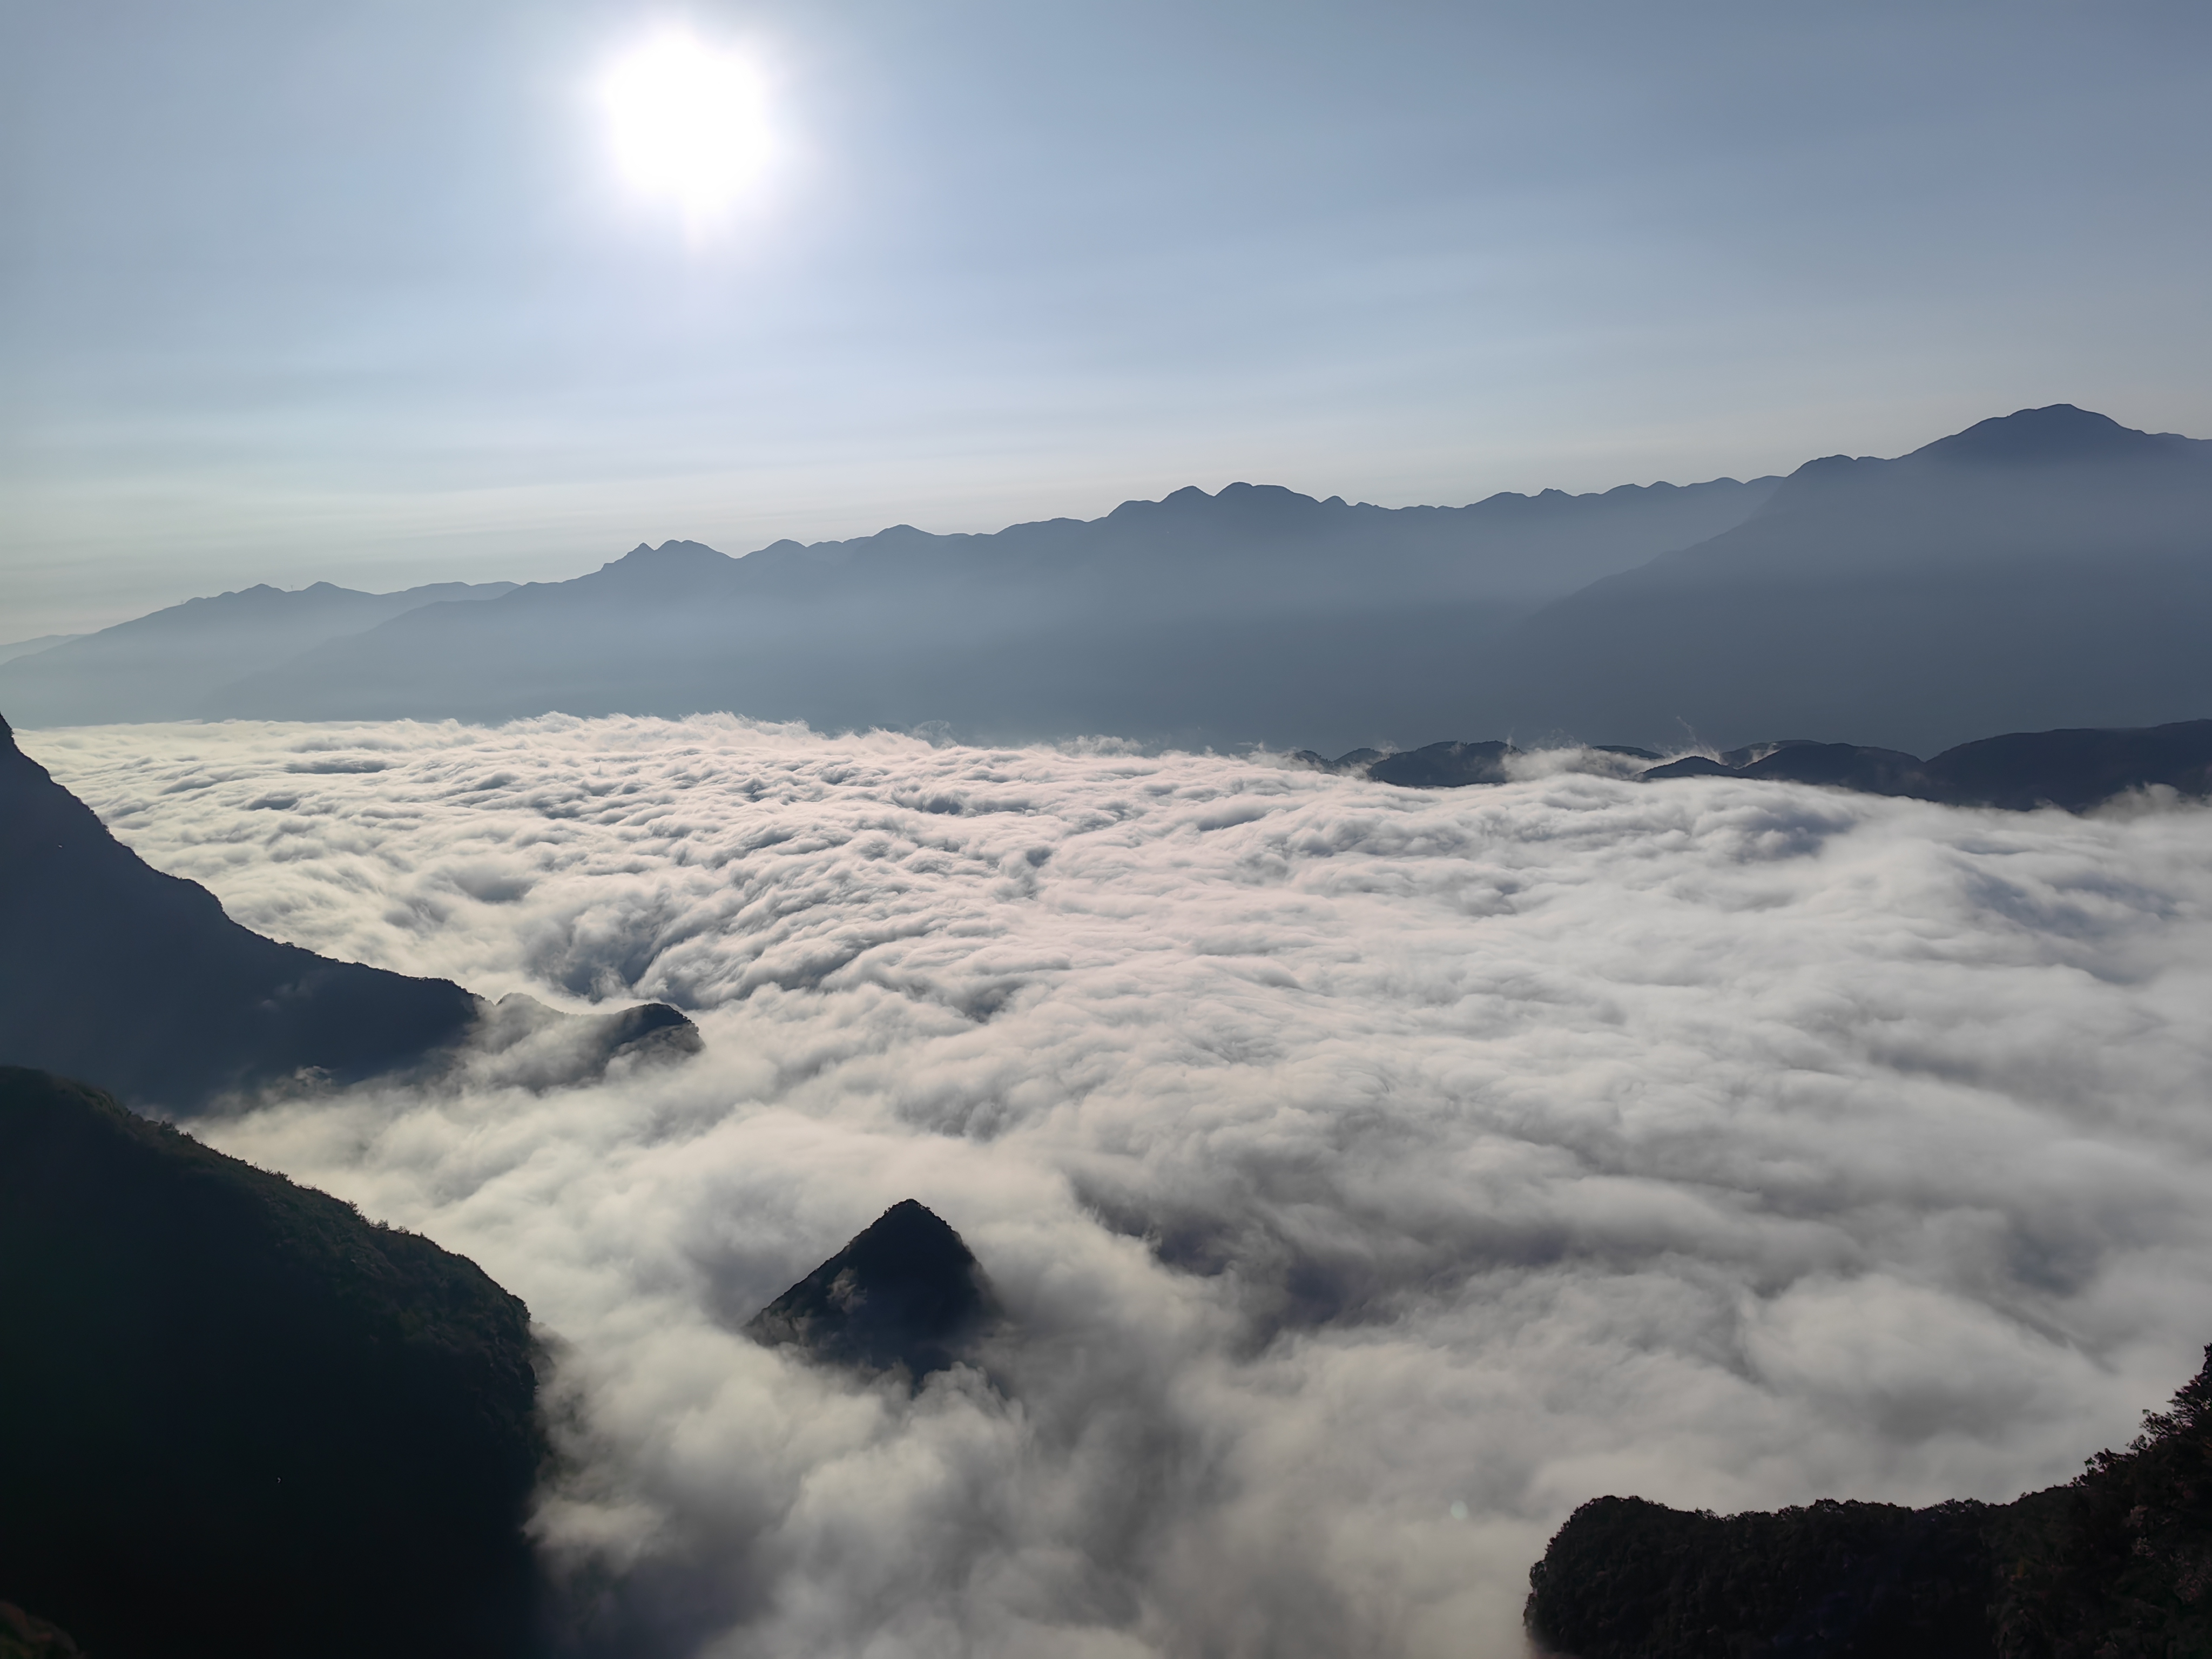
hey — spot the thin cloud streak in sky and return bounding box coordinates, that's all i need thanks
[28,717,2212,1657]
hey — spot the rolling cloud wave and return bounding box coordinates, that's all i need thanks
[28,715,2212,1658]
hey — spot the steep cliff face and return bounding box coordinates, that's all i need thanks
[0,712,481,1110]
[0,1068,546,1659]
[0,713,699,1113]
[1527,1345,2212,1658]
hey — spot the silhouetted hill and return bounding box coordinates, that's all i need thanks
[1637,720,2212,810]
[1302,720,2212,812]
[746,1199,1001,1383]
[0,578,515,726]
[1365,739,1519,788]
[1525,1342,2212,1658]
[0,635,82,667]
[0,1068,544,1659]
[194,477,1776,752]
[1480,406,2212,754]
[0,712,697,1112]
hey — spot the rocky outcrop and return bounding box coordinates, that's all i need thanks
[746,1199,1001,1384]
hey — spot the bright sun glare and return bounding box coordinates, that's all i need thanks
[601,31,771,219]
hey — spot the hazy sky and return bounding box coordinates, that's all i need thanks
[5,0,2210,634]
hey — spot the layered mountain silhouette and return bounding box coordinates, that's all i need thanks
[0,712,697,1112]
[0,1067,543,1659]
[15,405,2209,756]
[0,634,82,667]
[1302,720,2212,813]
[0,578,515,727]
[746,1199,1001,1384]
[18,477,1775,753]
[1638,722,2212,808]
[1525,1341,2212,1658]
[1480,405,2212,754]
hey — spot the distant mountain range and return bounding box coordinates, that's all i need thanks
[5,404,2207,753]
[0,579,515,727]
[2,478,1776,748]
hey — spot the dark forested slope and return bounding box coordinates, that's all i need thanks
[0,711,481,1109]
[1526,1343,2212,1658]
[0,713,697,1112]
[0,1068,544,1659]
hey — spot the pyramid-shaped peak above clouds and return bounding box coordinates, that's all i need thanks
[745,1199,1000,1381]
[1912,403,2201,466]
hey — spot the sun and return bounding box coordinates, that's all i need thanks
[600,30,772,220]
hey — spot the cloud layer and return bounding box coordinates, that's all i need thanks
[28,716,2212,1658]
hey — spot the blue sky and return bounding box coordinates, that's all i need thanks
[4,0,2209,635]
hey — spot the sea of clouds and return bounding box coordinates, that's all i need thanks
[27,714,2212,1659]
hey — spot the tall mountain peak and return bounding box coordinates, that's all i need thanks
[745,1199,1000,1382]
[1912,403,2189,467]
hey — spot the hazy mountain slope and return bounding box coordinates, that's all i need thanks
[0,578,515,726]
[0,1067,542,1659]
[205,477,1777,750]
[0,711,483,1108]
[0,713,698,1111]
[1478,406,2212,754]
[0,635,81,666]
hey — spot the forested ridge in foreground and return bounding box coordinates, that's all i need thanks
[0,1068,545,1659]
[1529,1345,2212,1657]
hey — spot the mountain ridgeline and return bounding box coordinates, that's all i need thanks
[4,476,1777,750]
[1304,719,2212,813]
[0,712,698,1114]
[1483,404,2212,755]
[0,578,516,727]
[8,404,2212,754]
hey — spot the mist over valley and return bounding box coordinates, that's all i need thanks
[10,2,2212,1648]
[12,710,2212,1654]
